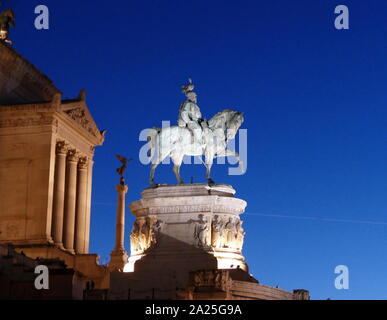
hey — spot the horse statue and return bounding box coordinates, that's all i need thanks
[148,109,244,186]
[0,9,15,45]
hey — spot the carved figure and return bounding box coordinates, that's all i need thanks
[194,214,209,247]
[224,217,237,248]
[235,219,245,250]
[130,219,140,253]
[211,215,224,248]
[149,219,163,246]
[139,218,150,250]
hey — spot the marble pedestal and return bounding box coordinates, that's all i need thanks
[109,184,309,300]
[124,184,247,287]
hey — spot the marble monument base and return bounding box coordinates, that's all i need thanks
[112,183,249,299]
[125,183,247,274]
[108,184,309,300]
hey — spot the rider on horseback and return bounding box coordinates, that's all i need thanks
[178,78,204,145]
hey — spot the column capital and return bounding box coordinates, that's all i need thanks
[116,184,128,193]
[78,156,88,170]
[56,140,68,155]
[67,149,79,162]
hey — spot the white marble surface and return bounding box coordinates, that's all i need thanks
[126,183,248,272]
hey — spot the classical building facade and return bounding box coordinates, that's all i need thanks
[0,41,108,289]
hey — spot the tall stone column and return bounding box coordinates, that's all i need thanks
[51,141,67,249]
[109,182,129,271]
[63,149,78,254]
[74,157,88,254]
[84,159,94,253]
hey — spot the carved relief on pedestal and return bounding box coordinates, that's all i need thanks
[211,215,225,249]
[149,219,164,247]
[193,214,210,248]
[224,217,237,249]
[139,218,150,250]
[130,217,165,253]
[130,219,141,253]
[210,215,245,251]
[234,219,245,251]
[193,270,228,290]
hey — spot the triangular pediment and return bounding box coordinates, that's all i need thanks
[0,41,61,105]
[60,97,105,143]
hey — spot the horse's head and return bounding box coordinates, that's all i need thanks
[226,111,244,140]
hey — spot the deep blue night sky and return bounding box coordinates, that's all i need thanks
[5,0,387,299]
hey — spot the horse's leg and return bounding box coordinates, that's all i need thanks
[149,162,159,186]
[172,154,184,184]
[173,164,183,184]
[149,142,170,186]
[205,152,215,185]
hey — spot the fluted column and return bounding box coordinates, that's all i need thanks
[63,149,78,254]
[108,182,129,271]
[51,141,67,249]
[74,157,88,254]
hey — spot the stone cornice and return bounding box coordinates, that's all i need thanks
[131,185,247,217]
[0,100,104,146]
[131,195,247,217]
[132,204,245,216]
[0,116,57,129]
[0,101,55,113]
